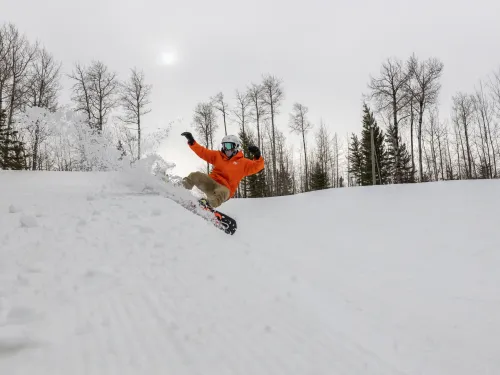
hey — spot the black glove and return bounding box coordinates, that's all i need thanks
[248,145,261,159]
[181,132,195,145]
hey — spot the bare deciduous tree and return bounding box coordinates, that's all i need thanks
[27,47,61,110]
[247,82,267,150]
[0,24,14,116]
[68,63,92,125]
[69,60,119,131]
[313,121,331,189]
[0,23,38,164]
[24,47,62,169]
[289,102,313,191]
[261,74,284,195]
[407,55,444,181]
[425,108,443,181]
[88,61,119,132]
[233,89,251,137]
[119,67,152,160]
[368,57,411,183]
[489,67,500,115]
[192,102,218,173]
[233,89,252,197]
[212,91,229,136]
[452,92,475,179]
[473,80,497,177]
[332,132,341,187]
[20,108,55,170]
[2,24,38,133]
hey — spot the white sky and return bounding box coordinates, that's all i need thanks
[3,0,500,176]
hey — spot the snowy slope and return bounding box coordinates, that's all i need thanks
[1,170,499,375]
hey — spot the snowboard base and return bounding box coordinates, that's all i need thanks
[197,199,237,235]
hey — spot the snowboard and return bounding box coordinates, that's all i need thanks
[195,198,237,235]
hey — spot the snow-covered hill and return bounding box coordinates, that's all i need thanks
[1,170,499,375]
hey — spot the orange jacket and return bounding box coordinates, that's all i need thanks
[189,141,265,198]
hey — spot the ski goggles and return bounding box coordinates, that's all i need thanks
[222,142,236,150]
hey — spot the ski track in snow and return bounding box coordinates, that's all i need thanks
[1,171,499,374]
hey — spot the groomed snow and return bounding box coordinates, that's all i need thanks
[1,170,499,374]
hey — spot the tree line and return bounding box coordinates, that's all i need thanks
[348,55,500,186]
[2,21,500,197]
[0,22,153,171]
[191,54,500,197]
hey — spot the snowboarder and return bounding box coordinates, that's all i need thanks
[180,132,264,208]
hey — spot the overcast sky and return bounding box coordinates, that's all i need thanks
[3,0,500,176]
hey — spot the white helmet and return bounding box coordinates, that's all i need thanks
[221,134,241,157]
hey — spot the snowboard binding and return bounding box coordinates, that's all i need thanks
[197,198,237,235]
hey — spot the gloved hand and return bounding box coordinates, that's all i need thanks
[181,132,195,145]
[248,145,261,159]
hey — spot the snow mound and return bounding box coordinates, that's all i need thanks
[19,215,38,228]
[8,205,22,214]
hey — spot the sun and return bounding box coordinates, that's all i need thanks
[160,51,177,66]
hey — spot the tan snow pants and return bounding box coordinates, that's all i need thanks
[182,172,230,208]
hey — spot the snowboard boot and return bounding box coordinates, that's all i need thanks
[182,176,195,190]
[198,198,211,210]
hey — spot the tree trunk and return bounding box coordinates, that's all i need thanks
[270,101,277,195]
[477,115,489,177]
[7,72,17,137]
[302,132,308,191]
[256,112,261,150]
[430,129,438,180]
[335,135,339,188]
[455,130,462,179]
[437,130,445,180]
[32,121,40,170]
[486,117,497,177]
[457,124,468,178]
[410,101,415,176]
[242,113,247,198]
[418,106,424,181]
[347,133,350,187]
[371,125,376,185]
[462,116,473,179]
[445,132,454,179]
[392,93,400,183]
[223,110,227,136]
[137,116,141,161]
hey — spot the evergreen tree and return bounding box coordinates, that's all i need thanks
[10,140,28,170]
[309,161,329,190]
[0,109,28,170]
[247,139,267,198]
[347,133,362,185]
[117,140,127,161]
[477,159,492,180]
[247,170,267,197]
[0,109,7,168]
[248,169,268,198]
[0,110,27,169]
[359,104,389,185]
[338,175,344,187]
[238,129,253,198]
[276,166,294,196]
[386,124,414,183]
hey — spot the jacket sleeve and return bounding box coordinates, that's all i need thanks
[244,155,265,176]
[189,141,219,165]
